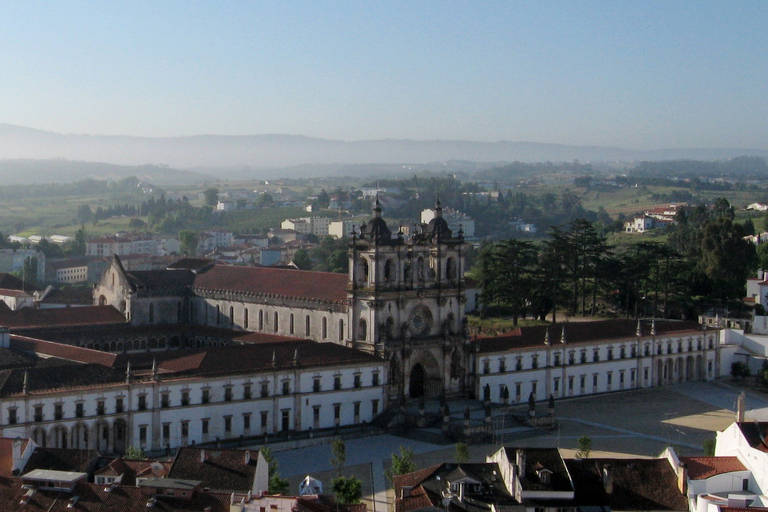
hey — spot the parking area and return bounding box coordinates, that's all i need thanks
[272,380,765,511]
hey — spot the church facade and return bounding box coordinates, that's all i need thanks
[94,200,472,403]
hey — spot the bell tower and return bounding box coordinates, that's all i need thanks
[348,198,470,401]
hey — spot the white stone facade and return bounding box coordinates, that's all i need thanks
[475,322,720,404]
[0,347,386,454]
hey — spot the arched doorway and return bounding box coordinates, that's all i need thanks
[410,364,425,398]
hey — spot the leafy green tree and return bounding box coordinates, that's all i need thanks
[77,204,93,224]
[260,446,290,494]
[23,256,38,284]
[576,435,592,459]
[68,226,87,256]
[331,476,362,504]
[124,445,146,459]
[256,193,274,208]
[292,249,312,270]
[476,239,537,324]
[454,442,470,464]
[731,361,751,381]
[203,188,219,207]
[129,218,146,229]
[387,446,415,483]
[703,438,716,456]
[331,438,346,477]
[179,230,198,256]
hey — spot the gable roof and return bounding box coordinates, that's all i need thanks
[479,319,706,353]
[736,422,768,452]
[159,339,383,376]
[124,269,196,291]
[193,265,348,303]
[565,458,687,510]
[501,447,573,492]
[10,335,118,367]
[0,305,126,330]
[680,456,747,480]
[168,447,260,492]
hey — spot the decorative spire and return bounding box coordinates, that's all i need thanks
[271,350,277,369]
[636,319,642,337]
[435,196,443,216]
[560,326,567,344]
[544,329,550,345]
[151,358,157,380]
[373,195,382,218]
[22,371,28,395]
[293,348,299,367]
[651,319,657,336]
[125,361,132,384]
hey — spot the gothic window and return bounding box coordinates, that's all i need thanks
[259,310,264,331]
[322,317,328,339]
[339,320,344,341]
[216,305,221,325]
[290,314,295,334]
[306,316,311,336]
[274,312,279,333]
[360,259,369,284]
[229,306,234,326]
[244,308,249,329]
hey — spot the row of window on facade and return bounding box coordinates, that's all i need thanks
[482,337,715,374]
[138,399,381,446]
[485,359,715,402]
[146,301,367,342]
[9,371,380,425]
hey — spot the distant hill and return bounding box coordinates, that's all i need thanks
[1,123,767,178]
[0,159,216,185]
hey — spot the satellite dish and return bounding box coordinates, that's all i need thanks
[151,462,164,473]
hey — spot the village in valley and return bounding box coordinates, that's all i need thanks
[0,167,766,511]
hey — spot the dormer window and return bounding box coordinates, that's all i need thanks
[536,468,552,484]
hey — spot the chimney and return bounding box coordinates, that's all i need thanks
[516,449,526,480]
[244,450,251,465]
[737,391,746,423]
[602,465,613,494]
[200,449,206,464]
[677,462,687,494]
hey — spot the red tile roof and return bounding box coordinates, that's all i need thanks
[160,339,383,376]
[478,319,706,353]
[0,305,126,330]
[193,265,349,303]
[9,335,117,367]
[680,457,746,480]
[169,447,260,492]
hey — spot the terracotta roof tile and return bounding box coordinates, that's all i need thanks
[194,265,348,303]
[159,339,383,376]
[9,335,117,367]
[680,456,746,480]
[169,447,260,492]
[565,458,687,510]
[0,305,126,330]
[479,319,706,353]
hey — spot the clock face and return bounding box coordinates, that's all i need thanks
[410,307,432,337]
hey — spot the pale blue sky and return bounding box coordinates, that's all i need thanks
[1,1,766,149]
